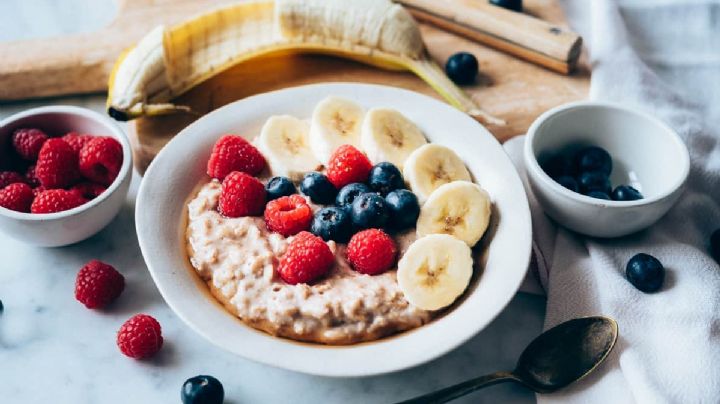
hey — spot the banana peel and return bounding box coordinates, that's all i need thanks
[106,0,504,126]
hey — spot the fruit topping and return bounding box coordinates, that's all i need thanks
[335,182,371,208]
[206,134,266,180]
[300,172,337,205]
[361,108,427,169]
[350,192,389,230]
[257,115,319,180]
[326,144,372,189]
[309,96,365,165]
[265,176,296,201]
[277,231,334,285]
[368,162,405,195]
[385,189,420,231]
[218,171,266,218]
[347,229,397,275]
[403,144,471,202]
[311,206,353,243]
[264,194,313,236]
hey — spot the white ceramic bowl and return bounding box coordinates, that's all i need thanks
[0,106,132,247]
[136,83,532,377]
[524,101,689,238]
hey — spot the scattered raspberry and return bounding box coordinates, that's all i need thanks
[0,171,27,189]
[71,182,106,200]
[0,183,34,213]
[117,314,163,359]
[218,171,266,217]
[25,165,40,187]
[207,135,266,180]
[264,195,313,236]
[12,128,49,161]
[78,136,123,185]
[62,132,93,154]
[277,231,334,284]
[74,260,125,309]
[31,189,87,214]
[347,229,397,275]
[35,138,80,188]
[326,145,372,188]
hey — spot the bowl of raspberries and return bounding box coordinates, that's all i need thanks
[0,106,132,246]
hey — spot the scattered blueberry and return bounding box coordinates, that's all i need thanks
[368,162,405,195]
[541,154,575,179]
[578,171,611,194]
[181,375,224,404]
[710,229,720,263]
[489,0,523,12]
[626,253,665,293]
[300,172,337,205]
[351,193,390,230]
[265,176,296,201]
[575,146,612,176]
[385,189,420,231]
[336,183,372,208]
[311,207,354,243]
[586,190,610,200]
[445,52,479,85]
[0,299,3,314]
[555,175,579,192]
[611,185,643,201]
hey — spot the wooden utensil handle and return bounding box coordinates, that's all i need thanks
[396,0,582,74]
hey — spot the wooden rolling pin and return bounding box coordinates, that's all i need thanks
[397,0,582,74]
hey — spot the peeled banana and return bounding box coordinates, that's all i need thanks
[361,108,428,170]
[404,144,472,202]
[106,0,503,125]
[309,96,365,165]
[257,115,321,180]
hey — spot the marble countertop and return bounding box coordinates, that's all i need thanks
[0,2,546,403]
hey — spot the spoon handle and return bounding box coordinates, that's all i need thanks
[395,371,517,404]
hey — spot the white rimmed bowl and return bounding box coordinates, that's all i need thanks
[524,101,690,238]
[136,83,532,377]
[0,106,132,247]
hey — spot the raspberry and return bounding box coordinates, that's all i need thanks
[31,189,87,214]
[347,229,397,275]
[0,171,27,189]
[277,231,334,284]
[326,145,372,188]
[78,136,123,185]
[207,135,266,180]
[25,165,40,187]
[74,260,125,309]
[32,186,46,198]
[117,314,163,359]
[218,171,266,217]
[71,182,106,200]
[0,183,34,213]
[62,132,93,154]
[264,195,313,236]
[12,128,48,160]
[35,138,80,188]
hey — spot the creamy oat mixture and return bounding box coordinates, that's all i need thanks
[186,181,433,344]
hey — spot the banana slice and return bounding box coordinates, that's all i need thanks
[257,115,321,181]
[397,234,473,311]
[360,108,427,169]
[416,181,492,247]
[309,96,365,164]
[404,144,471,202]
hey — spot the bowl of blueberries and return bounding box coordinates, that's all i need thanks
[524,101,690,238]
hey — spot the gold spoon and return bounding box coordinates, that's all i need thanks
[397,316,618,403]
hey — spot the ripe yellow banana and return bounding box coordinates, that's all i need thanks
[106,0,503,125]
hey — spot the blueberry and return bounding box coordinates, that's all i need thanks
[336,183,372,208]
[626,253,665,293]
[445,52,479,85]
[611,185,643,201]
[586,190,610,200]
[578,171,611,194]
[351,193,389,230]
[541,154,575,179]
[300,172,337,205]
[489,0,523,12]
[311,207,353,243]
[385,189,420,231]
[555,175,579,192]
[710,229,720,263]
[368,162,405,195]
[265,176,296,200]
[181,375,224,404]
[574,146,612,176]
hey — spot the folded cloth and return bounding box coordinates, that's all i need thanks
[504,0,720,402]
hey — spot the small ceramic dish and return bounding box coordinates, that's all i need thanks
[0,106,132,247]
[136,83,532,377]
[524,101,689,238]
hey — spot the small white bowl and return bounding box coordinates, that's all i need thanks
[524,101,689,238]
[0,106,132,247]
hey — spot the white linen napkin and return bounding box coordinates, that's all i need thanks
[503,0,720,402]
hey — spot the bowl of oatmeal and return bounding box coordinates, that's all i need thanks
[137,83,531,376]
